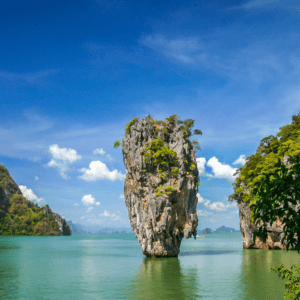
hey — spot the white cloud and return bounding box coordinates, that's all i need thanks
[197,210,213,217]
[87,206,94,213]
[81,194,97,206]
[119,194,124,199]
[197,193,236,212]
[47,144,81,179]
[99,210,120,221]
[19,185,43,203]
[47,159,70,179]
[206,157,238,183]
[93,148,105,155]
[233,154,246,166]
[80,216,85,220]
[74,203,79,206]
[34,176,39,180]
[196,157,213,177]
[78,160,125,181]
[49,144,81,163]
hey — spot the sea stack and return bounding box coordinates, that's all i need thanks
[121,115,200,257]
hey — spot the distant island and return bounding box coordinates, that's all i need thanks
[202,228,212,234]
[199,226,240,234]
[215,226,240,233]
[65,222,134,234]
[0,165,71,236]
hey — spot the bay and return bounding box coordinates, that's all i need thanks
[0,232,299,299]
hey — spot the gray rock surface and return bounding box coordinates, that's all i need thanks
[0,165,22,207]
[42,205,71,236]
[122,115,199,257]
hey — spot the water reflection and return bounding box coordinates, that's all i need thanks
[180,250,237,256]
[128,257,200,299]
[241,249,289,300]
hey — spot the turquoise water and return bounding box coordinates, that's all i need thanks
[1,232,299,299]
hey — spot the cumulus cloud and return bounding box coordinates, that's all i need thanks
[34,176,39,180]
[197,193,236,212]
[19,185,43,203]
[207,157,238,183]
[47,144,81,179]
[93,148,105,155]
[78,160,125,181]
[74,203,79,206]
[49,144,81,163]
[233,154,246,166]
[119,194,125,199]
[81,194,100,206]
[196,157,213,177]
[197,156,239,183]
[99,210,120,221]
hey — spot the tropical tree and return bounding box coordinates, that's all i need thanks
[250,154,300,299]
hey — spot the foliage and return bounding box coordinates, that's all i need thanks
[140,139,178,168]
[229,112,300,204]
[249,156,300,299]
[194,129,203,135]
[237,112,300,300]
[125,117,140,133]
[114,140,121,148]
[250,154,300,251]
[0,194,60,236]
[271,264,300,300]
[155,184,176,196]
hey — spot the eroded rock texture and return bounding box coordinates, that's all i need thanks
[122,115,199,257]
[236,154,296,250]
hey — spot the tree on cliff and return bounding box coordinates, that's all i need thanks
[250,153,300,299]
[229,112,300,299]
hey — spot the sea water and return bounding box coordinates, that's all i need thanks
[0,232,299,299]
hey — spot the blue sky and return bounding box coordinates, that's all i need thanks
[1,0,300,230]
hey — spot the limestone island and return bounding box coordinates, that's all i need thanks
[229,112,300,249]
[115,115,201,257]
[0,165,71,236]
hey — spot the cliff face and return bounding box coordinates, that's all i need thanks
[236,155,293,250]
[0,164,71,236]
[0,165,22,207]
[122,115,199,257]
[42,206,71,236]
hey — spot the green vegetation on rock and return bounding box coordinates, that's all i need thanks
[0,164,68,236]
[0,194,60,236]
[229,112,300,299]
[229,112,300,205]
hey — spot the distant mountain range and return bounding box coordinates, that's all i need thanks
[66,221,133,234]
[199,226,240,233]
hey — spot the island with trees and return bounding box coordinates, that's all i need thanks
[0,165,71,236]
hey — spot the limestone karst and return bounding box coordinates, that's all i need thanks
[0,164,71,236]
[230,112,300,249]
[119,115,201,257]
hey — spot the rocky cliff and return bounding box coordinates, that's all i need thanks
[121,115,200,257]
[230,112,300,250]
[0,165,22,207]
[0,164,71,236]
[235,154,293,250]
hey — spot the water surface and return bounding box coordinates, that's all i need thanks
[1,233,299,299]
